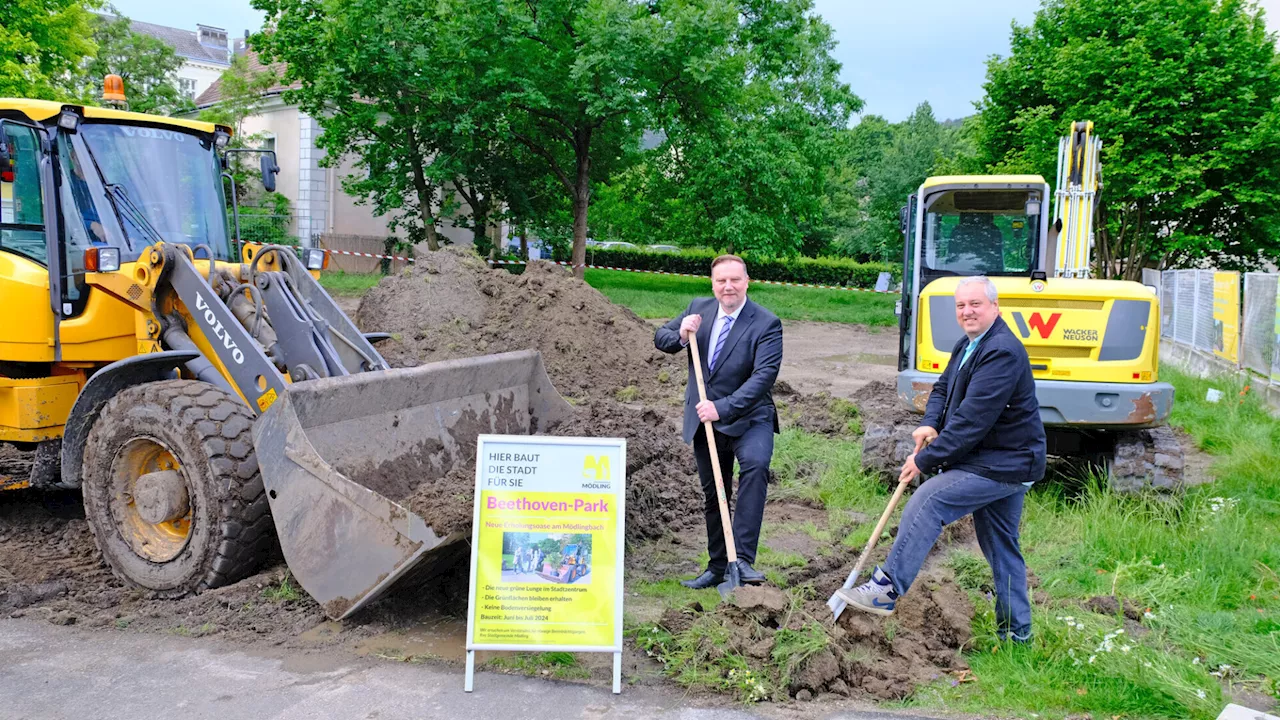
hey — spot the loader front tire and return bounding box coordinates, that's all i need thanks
[81,380,274,595]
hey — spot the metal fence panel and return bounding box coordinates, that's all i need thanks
[1195,270,1215,352]
[1174,270,1196,345]
[1161,270,1176,338]
[1241,273,1277,376]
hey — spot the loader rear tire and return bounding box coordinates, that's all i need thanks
[81,380,275,596]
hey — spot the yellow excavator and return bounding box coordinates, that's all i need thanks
[864,122,1183,491]
[0,88,570,618]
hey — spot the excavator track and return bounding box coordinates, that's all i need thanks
[1107,425,1184,493]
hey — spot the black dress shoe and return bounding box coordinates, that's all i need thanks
[680,570,724,589]
[736,560,766,585]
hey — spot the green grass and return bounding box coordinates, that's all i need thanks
[261,572,303,602]
[486,651,591,680]
[907,367,1280,719]
[319,271,382,296]
[583,268,897,325]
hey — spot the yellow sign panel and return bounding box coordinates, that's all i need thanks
[1212,271,1240,364]
[466,435,626,653]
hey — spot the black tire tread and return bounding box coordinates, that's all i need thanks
[82,379,274,595]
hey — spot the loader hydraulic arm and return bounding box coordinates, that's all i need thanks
[154,245,290,414]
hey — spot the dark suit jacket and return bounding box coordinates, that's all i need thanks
[655,297,784,444]
[914,315,1047,484]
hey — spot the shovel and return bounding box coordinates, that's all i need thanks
[827,473,913,620]
[687,335,742,599]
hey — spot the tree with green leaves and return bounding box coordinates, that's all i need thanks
[590,0,859,258]
[458,0,743,275]
[82,13,190,115]
[976,0,1280,278]
[835,104,976,262]
[1,0,97,100]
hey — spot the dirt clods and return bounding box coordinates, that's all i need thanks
[656,568,975,701]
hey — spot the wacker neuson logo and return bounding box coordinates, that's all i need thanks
[1011,311,1061,340]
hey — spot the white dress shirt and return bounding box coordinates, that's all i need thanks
[707,302,746,367]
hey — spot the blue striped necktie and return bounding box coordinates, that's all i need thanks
[709,315,733,371]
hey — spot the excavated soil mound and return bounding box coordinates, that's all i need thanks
[658,573,973,702]
[357,249,685,405]
[774,381,859,438]
[401,400,702,541]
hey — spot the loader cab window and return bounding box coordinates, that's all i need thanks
[921,189,1040,278]
[0,124,47,265]
[78,123,233,260]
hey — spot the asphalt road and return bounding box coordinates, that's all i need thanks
[0,618,955,720]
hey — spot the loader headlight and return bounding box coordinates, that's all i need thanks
[302,248,328,271]
[84,247,120,273]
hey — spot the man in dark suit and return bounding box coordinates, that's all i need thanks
[835,276,1045,643]
[655,255,784,589]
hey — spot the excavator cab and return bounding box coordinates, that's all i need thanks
[1,93,570,617]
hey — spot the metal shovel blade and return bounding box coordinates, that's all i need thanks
[716,563,743,599]
[251,350,572,619]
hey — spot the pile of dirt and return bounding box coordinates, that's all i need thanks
[357,249,685,405]
[657,573,973,702]
[774,381,860,437]
[400,399,703,542]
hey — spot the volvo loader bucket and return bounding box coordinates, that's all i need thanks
[251,350,572,619]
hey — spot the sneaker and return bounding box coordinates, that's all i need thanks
[834,566,899,617]
[998,629,1033,645]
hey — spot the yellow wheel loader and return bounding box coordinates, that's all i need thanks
[863,122,1183,491]
[0,96,570,618]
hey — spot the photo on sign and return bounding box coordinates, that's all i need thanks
[500,531,593,585]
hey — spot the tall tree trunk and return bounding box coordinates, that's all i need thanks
[570,135,592,280]
[405,128,440,251]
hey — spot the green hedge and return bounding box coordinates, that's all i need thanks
[562,246,899,289]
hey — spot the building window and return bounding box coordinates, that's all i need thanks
[261,135,276,152]
[178,78,196,100]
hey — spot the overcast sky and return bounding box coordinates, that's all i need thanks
[110,0,1280,123]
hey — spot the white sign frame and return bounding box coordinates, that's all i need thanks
[463,434,627,694]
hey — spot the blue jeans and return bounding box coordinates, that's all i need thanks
[883,470,1032,638]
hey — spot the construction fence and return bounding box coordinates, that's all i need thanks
[314,233,416,274]
[1153,268,1280,382]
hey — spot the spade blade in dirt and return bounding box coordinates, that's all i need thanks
[717,563,743,599]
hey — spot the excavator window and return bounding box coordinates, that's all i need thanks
[0,124,46,265]
[921,190,1040,278]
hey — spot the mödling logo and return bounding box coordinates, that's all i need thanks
[1012,312,1062,340]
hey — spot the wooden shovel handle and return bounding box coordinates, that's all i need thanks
[850,477,911,580]
[688,335,737,564]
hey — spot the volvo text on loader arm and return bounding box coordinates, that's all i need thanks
[0,91,570,619]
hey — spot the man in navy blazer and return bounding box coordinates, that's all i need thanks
[655,255,784,589]
[836,276,1045,643]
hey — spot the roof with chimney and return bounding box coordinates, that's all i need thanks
[104,16,231,66]
[193,48,294,108]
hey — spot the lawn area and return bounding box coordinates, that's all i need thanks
[319,270,383,296]
[318,266,899,326]
[634,367,1279,717]
[584,268,897,325]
